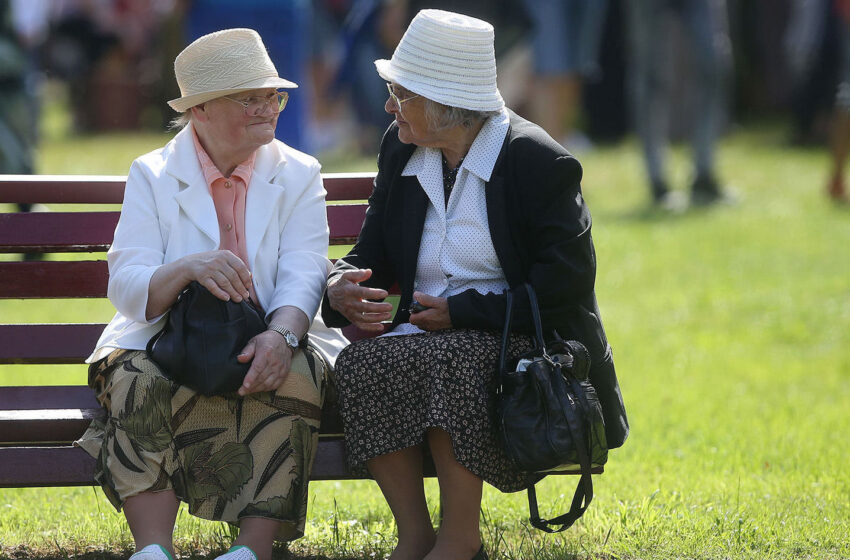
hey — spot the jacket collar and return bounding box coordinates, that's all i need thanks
[165,124,289,268]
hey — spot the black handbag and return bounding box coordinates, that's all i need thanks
[146,281,267,396]
[497,284,609,532]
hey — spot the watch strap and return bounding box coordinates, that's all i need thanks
[267,324,300,349]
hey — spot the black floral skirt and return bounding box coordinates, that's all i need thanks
[334,328,534,493]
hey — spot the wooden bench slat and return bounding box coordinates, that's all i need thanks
[327,204,367,244]
[0,206,366,253]
[0,261,108,298]
[0,212,118,253]
[0,409,104,444]
[0,175,126,204]
[0,440,368,487]
[0,386,99,410]
[0,386,343,444]
[0,324,105,364]
[0,174,374,204]
[321,172,375,201]
[0,324,400,364]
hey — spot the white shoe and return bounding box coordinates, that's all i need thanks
[215,545,258,560]
[129,544,172,560]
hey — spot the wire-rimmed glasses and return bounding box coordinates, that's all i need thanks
[386,83,419,112]
[224,91,289,116]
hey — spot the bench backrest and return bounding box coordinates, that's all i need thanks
[0,173,379,486]
[0,173,378,365]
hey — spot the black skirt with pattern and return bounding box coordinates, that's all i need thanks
[334,328,535,493]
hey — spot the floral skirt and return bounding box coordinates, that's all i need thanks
[334,329,534,493]
[75,347,328,541]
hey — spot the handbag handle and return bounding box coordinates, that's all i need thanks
[527,372,595,532]
[498,283,548,383]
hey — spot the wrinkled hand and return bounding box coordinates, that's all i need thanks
[327,269,393,332]
[182,250,252,302]
[237,330,293,396]
[408,291,452,331]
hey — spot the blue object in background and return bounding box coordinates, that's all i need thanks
[185,0,312,151]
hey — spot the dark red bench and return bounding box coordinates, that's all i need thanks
[0,174,597,489]
[0,173,381,487]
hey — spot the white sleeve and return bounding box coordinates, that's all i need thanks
[105,159,165,324]
[264,162,331,322]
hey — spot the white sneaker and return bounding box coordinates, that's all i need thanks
[129,544,173,560]
[215,545,258,560]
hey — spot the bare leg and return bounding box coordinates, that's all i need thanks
[424,428,482,560]
[531,75,583,143]
[367,445,436,560]
[234,517,281,560]
[124,490,179,558]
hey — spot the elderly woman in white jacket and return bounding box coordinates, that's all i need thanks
[75,29,346,560]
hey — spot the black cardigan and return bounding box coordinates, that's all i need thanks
[322,111,628,448]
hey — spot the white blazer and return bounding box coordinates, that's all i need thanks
[89,125,348,367]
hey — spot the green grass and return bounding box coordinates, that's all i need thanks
[2,121,849,559]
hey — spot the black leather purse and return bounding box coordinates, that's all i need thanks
[147,281,267,396]
[497,284,608,532]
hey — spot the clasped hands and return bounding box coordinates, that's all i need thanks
[180,250,293,396]
[326,269,452,332]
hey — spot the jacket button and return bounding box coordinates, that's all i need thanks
[225,181,232,188]
[225,223,233,231]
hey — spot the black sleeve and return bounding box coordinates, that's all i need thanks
[321,134,398,327]
[446,154,595,334]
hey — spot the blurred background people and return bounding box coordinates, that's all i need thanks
[522,0,608,153]
[827,0,850,202]
[1,0,47,259]
[0,0,40,182]
[627,0,733,209]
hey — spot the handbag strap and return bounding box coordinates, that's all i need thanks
[527,374,595,532]
[498,284,548,381]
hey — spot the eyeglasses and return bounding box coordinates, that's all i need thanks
[224,91,289,115]
[386,83,419,111]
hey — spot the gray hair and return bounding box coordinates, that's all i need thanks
[169,112,192,130]
[423,99,499,131]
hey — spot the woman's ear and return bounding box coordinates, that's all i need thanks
[190,103,209,123]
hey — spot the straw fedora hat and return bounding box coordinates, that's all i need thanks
[375,9,504,112]
[168,28,297,113]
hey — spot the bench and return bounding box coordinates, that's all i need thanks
[0,174,599,489]
[0,173,383,487]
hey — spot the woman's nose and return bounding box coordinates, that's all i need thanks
[385,96,396,115]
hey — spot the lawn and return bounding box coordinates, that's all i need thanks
[1,119,849,559]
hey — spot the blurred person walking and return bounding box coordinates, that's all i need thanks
[522,0,608,153]
[827,0,850,202]
[0,0,37,180]
[627,0,733,209]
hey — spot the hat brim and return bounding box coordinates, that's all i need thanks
[375,58,504,113]
[375,59,424,104]
[168,76,298,112]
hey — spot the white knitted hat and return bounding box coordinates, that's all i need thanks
[168,28,297,112]
[375,9,504,112]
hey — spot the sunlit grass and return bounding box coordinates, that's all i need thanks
[1,120,849,559]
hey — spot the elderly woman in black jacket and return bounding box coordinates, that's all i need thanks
[322,9,628,560]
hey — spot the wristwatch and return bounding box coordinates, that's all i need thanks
[268,324,300,350]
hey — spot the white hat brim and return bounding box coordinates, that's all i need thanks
[168,75,298,112]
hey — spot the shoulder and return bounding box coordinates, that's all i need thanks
[502,110,583,186]
[263,139,322,176]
